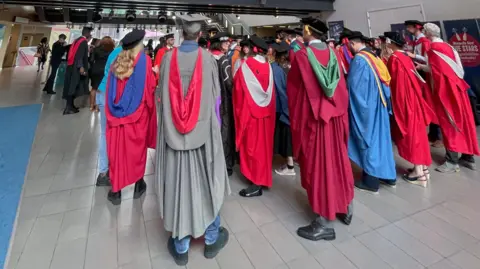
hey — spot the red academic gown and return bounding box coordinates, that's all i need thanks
[388,51,435,165]
[427,42,479,155]
[154,46,172,83]
[233,57,276,187]
[289,41,305,63]
[414,37,431,60]
[337,44,353,75]
[287,46,354,220]
[106,54,158,192]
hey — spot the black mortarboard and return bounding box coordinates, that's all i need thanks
[240,39,250,47]
[210,32,230,43]
[164,33,175,40]
[384,31,406,46]
[271,41,290,53]
[339,27,354,41]
[265,37,276,45]
[294,28,304,37]
[379,35,386,41]
[301,17,328,34]
[404,20,424,29]
[198,37,208,47]
[121,29,146,50]
[348,31,366,42]
[249,35,269,52]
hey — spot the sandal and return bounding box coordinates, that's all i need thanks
[408,168,430,181]
[402,174,428,188]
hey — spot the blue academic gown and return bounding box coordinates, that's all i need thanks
[347,50,396,180]
[272,62,289,125]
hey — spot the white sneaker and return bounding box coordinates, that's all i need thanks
[275,165,296,176]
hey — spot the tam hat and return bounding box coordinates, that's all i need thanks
[404,20,424,30]
[294,28,304,37]
[249,35,269,52]
[301,17,328,35]
[383,31,406,46]
[164,33,175,40]
[271,41,290,53]
[339,27,354,41]
[121,29,146,50]
[348,31,367,42]
[210,32,231,43]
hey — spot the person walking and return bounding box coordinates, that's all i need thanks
[42,34,67,94]
[89,36,115,112]
[36,37,51,72]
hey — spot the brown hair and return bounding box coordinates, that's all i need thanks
[100,36,115,52]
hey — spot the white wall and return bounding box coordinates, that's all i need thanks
[324,0,480,36]
[240,15,300,27]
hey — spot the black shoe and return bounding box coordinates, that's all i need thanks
[227,169,233,177]
[63,107,79,115]
[379,179,396,188]
[204,227,230,259]
[46,90,56,95]
[133,178,147,199]
[239,185,263,198]
[354,181,379,194]
[297,221,336,241]
[96,172,111,186]
[168,237,188,266]
[107,190,121,205]
[337,205,353,226]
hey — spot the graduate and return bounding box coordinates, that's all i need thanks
[326,38,336,48]
[233,36,276,197]
[232,39,250,77]
[155,22,230,265]
[271,41,295,176]
[210,32,236,176]
[417,23,479,172]
[347,31,396,193]
[288,28,305,63]
[404,20,430,63]
[337,27,354,75]
[385,31,435,187]
[287,18,354,241]
[153,33,174,76]
[62,27,92,115]
[105,30,157,205]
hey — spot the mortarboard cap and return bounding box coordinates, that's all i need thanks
[271,41,290,53]
[121,29,146,50]
[404,20,424,29]
[249,35,269,52]
[383,31,406,46]
[210,32,231,43]
[348,31,366,42]
[198,37,208,47]
[240,39,250,47]
[294,28,304,37]
[301,17,329,34]
[339,27,354,41]
[164,33,175,40]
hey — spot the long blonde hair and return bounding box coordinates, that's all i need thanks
[113,43,143,80]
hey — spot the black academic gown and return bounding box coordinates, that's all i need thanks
[62,38,89,99]
[214,52,236,173]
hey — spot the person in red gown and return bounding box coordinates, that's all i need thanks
[153,33,174,79]
[384,31,435,188]
[287,17,354,241]
[105,29,157,205]
[288,28,305,63]
[417,23,480,173]
[337,27,354,76]
[233,36,276,198]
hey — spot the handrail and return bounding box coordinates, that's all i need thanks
[222,14,251,35]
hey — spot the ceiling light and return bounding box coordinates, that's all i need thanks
[166,11,172,16]
[236,15,240,19]
[172,15,176,19]
[207,19,212,23]
[158,12,167,23]
[126,10,136,22]
[93,10,103,23]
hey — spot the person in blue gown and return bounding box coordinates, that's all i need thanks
[347,31,396,194]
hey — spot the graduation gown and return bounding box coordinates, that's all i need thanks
[414,36,431,61]
[289,40,305,63]
[212,50,236,171]
[155,46,230,239]
[348,49,396,180]
[233,56,276,187]
[105,52,157,193]
[388,51,435,165]
[338,44,353,75]
[426,41,480,155]
[62,37,89,99]
[154,46,172,82]
[287,42,353,220]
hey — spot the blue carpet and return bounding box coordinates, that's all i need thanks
[0,104,42,268]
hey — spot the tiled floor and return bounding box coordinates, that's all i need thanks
[2,66,480,269]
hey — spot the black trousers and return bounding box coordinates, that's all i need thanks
[361,171,380,190]
[43,62,60,92]
[65,95,76,109]
[445,150,475,164]
[428,124,441,142]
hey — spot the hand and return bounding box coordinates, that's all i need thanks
[415,64,425,70]
[153,65,160,74]
[80,67,85,75]
[406,52,416,59]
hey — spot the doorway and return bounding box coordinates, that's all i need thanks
[2,24,21,68]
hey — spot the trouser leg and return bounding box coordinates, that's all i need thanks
[428,124,441,142]
[98,105,109,173]
[204,216,221,245]
[446,150,460,165]
[361,171,380,190]
[44,63,59,92]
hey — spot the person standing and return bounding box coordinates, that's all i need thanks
[153,33,174,77]
[337,28,354,75]
[89,36,115,112]
[232,39,250,76]
[347,31,396,193]
[417,23,479,172]
[42,34,67,94]
[155,22,230,265]
[271,41,295,176]
[384,31,435,187]
[62,27,92,115]
[233,36,276,198]
[288,28,305,63]
[36,37,51,72]
[210,32,236,176]
[105,29,157,205]
[145,39,154,58]
[287,18,354,241]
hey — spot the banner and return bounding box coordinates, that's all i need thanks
[328,21,344,41]
[444,19,480,97]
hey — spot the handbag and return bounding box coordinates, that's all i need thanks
[34,53,41,58]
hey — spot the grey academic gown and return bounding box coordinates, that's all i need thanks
[155,48,231,239]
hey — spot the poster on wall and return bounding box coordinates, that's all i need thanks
[390,21,442,51]
[328,21,344,41]
[443,19,480,97]
[0,24,5,48]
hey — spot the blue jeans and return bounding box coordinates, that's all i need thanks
[174,216,221,254]
[98,105,108,173]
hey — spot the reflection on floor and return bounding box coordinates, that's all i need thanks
[2,66,480,269]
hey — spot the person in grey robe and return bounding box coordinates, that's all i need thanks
[155,22,231,266]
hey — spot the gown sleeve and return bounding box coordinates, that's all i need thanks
[211,55,222,126]
[388,57,409,138]
[145,57,158,149]
[233,68,249,151]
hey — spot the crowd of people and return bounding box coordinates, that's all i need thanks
[41,17,479,266]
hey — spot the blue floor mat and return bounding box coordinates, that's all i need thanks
[0,104,42,268]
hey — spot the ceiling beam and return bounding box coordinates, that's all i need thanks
[63,8,70,22]
[34,6,48,22]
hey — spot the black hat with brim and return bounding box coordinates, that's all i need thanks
[249,35,269,52]
[348,31,367,42]
[404,20,424,29]
[301,17,328,34]
[384,31,406,46]
[210,32,230,43]
[121,29,146,50]
[294,28,304,37]
[339,27,354,41]
[164,33,175,40]
[240,39,250,47]
[271,41,290,53]
[198,37,208,47]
